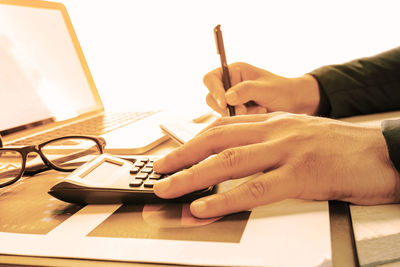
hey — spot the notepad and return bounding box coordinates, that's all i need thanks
[159,112,217,144]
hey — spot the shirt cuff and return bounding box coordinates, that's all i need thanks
[308,73,331,117]
[381,119,400,173]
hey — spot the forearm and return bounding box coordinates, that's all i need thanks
[310,47,400,118]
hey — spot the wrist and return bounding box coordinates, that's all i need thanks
[293,74,320,115]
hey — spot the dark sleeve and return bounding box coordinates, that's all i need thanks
[382,119,400,173]
[309,47,400,118]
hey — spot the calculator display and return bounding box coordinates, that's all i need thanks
[81,160,122,183]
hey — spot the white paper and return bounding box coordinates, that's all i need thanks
[160,121,211,145]
[159,111,217,145]
[0,170,331,267]
[0,199,331,267]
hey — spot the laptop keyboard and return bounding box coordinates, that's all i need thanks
[10,110,158,145]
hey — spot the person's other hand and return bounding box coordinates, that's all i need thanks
[204,62,320,116]
[153,113,400,218]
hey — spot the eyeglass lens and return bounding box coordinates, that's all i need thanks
[0,137,101,187]
[40,137,101,170]
[0,150,24,186]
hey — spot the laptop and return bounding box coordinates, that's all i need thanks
[0,0,172,154]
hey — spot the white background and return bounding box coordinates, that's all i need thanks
[58,0,399,113]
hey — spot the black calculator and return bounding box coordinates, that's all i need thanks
[48,153,215,204]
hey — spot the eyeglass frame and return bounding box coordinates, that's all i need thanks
[0,135,106,188]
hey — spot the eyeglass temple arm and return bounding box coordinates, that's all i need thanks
[1,145,101,178]
[23,146,97,175]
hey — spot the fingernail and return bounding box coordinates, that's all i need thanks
[226,91,237,104]
[152,159,161,171]
[191,200,207,214]
[216,98,225,109]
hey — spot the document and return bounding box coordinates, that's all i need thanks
[0,170,332,267]
[159,110,217,145]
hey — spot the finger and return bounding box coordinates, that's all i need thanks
[203,68,227,110]
[153,118,272,174]
[233,104,247,115]
[226,81,267,106]
[229,62,266,81]
[190,170,296,218]
[206,93,228,116]
[197,113,272,135]
[246,106,267,114]
[229,63,243,86]
[154,142,283,199]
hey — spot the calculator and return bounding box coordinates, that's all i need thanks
[48,153,215,204]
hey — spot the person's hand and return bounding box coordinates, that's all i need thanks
[204,62,320,116]
[153,113,400,218]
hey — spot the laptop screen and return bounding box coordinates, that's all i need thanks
[0,2,102,134]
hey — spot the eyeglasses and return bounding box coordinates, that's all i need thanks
[0,135,106,188]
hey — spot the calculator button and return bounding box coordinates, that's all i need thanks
[135,173,149,179]
[140,167,153,173]
[140,157,149,163]
[129,179,143,187]
[144,179,157,188]
[149,173,162,179]
[122,158,137,164]
[130,167,141,174]
[145,162,154,168]
[135,162,145,168]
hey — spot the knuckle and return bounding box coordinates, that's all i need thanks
[206,94,220,111]
[284,134,307,145]
[238,80,255,90]
[216,192,237,209]
[202,73,209,85]
[168,148,190,169]
[203,124,226,140]
[245,180,268,201]
[205,93,214,103]
[203,71,216,85]
[266,113,302,128]
[231,61,249,69]
[218,148,242,170]
[270,111,287,117]
[184,165,202,185]
[203,72,221,90]
[211,117,231,127]
[274,113,294,123]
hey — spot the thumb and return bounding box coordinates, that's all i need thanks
[225,81,266,106]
